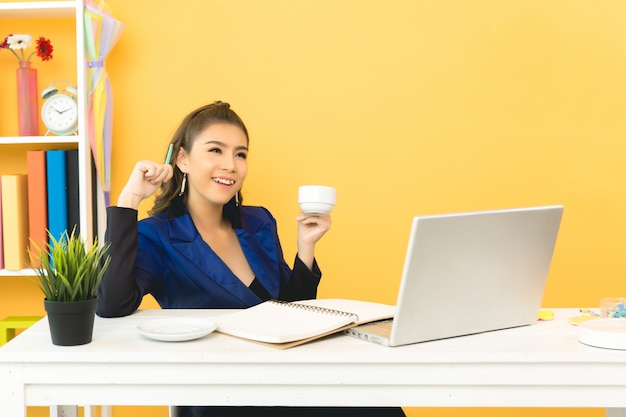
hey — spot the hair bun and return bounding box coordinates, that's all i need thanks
[213,100,230,109]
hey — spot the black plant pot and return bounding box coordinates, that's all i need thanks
[43,298,98,346]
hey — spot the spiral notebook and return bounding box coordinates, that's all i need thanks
[214,298,395,348]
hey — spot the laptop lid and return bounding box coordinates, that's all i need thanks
[385,205,563,346]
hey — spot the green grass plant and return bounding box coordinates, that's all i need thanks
[29,228,111,302]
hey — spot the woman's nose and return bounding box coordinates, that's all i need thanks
[221,155,236,171]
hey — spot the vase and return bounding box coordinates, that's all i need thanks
[16,61,39,136]
[44,298,98,346]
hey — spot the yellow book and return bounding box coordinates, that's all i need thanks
[1,174,29,270]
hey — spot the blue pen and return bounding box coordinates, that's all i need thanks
[164,144,174,164]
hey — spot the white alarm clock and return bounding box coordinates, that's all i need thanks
[41,80,78,136]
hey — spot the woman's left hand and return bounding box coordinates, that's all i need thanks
[296,213,331,244]
[295,213,331,269]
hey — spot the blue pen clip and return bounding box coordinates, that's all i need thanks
[165,144,174,165]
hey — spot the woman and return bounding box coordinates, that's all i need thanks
[97,101,405,417]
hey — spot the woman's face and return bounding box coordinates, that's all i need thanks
[177,122,248,208]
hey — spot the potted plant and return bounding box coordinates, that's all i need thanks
[29,228,110,346]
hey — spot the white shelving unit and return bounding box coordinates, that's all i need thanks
[0,0,96,277]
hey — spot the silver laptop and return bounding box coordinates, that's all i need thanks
[345,205,563,347]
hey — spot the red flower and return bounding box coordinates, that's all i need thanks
[36,36,53,61]
[0,35,10,49]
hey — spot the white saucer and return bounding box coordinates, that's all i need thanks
[137,317,217,342]
[578,318,626,350]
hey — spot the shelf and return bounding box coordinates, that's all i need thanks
[0,135,80,144]
[0,0,95,279]
[0,268,35,277]
[0,1,78,20]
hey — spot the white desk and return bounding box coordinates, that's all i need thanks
[1,309,626,417]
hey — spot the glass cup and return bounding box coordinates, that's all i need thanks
[600,297,626,318]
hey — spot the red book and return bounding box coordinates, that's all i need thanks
[27,150,48,259]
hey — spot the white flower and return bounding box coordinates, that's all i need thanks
[7,34,32,50]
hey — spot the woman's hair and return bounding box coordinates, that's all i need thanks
[149,101,249,227]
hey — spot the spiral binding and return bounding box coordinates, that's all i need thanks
[269,300,359,322]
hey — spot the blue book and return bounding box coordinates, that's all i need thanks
[46,150,69,244]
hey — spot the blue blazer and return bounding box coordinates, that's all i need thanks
[97,204,321,317]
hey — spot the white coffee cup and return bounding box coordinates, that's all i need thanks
[298,185,336,215]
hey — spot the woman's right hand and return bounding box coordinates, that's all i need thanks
[116,160,174,209]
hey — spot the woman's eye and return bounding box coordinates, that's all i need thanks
[208,147,222,154]
[236,152,248,159]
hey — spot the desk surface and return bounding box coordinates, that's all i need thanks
[1,308,626,415]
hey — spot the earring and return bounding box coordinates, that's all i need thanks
[235,192,240,206]
[179,173,187,196]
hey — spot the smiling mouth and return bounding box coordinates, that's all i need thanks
[213,177,235,186]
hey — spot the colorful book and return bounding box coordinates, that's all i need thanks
[0,178,4,270]
[1,174,30,270]
[46,150,68,244]
[66,149,80,235]
[26,150,48,257]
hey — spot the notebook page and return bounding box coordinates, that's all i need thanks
[214,300,358,344]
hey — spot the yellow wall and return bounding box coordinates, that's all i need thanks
[102,0,626,307]
[2,1,626,416]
